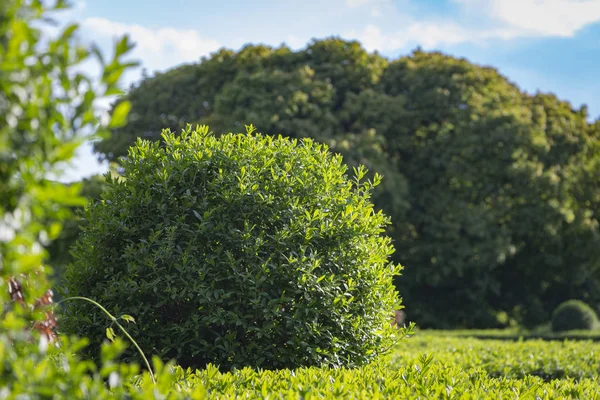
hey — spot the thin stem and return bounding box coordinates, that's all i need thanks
[55,296,156,384]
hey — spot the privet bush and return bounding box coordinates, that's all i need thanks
[551,299,599,332]
[62,125,403,371]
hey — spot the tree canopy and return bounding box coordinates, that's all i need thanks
[95,38,600,328]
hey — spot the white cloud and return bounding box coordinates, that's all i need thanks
[370,7,382,17]
[72,0,87,12]
[350,22,472,52]
[345,0,393,11]
[350,0,600,53]
[83,17,221,74]
[456,0,600,37]
[345,0,390,20]
[286,35,309,50]
[345,0,375,7]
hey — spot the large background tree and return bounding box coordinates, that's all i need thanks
[93,38,600,329]
[373,51,600,327]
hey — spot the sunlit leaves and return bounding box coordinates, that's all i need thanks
[106,326,116,342]
[108,101,132,128]
[121,314,136,324]
[151,337,600,398]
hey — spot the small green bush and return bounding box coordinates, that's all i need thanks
[551,299,599,332]
[61,125,402,371]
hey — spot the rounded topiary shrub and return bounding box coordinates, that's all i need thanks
[551,299,598,332]
[61,125,402,370]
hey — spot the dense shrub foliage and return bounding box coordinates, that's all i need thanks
[62,125,402,371]
[551,300,599,332]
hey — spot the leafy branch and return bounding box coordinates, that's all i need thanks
[56,296,155,384]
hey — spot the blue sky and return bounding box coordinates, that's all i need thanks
[58,0,600,181]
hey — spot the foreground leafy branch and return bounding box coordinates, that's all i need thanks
[57,296,155,384]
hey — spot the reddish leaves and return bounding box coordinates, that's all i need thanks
[6,276,58,343]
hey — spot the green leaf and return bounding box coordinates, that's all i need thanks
[106,327,116,342]
[121,314,136,324]
[60,23,79,41]
[53,141,81,162]
[108,101,131,128]
[115,35,135,57]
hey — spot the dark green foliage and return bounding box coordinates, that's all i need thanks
[201,65,339,142]
[551,300,599,332]
[345,52,600,328]
[377,51,531,328]
[93,39,387,163]
[62,125,402,371]
[97,38,600,329]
